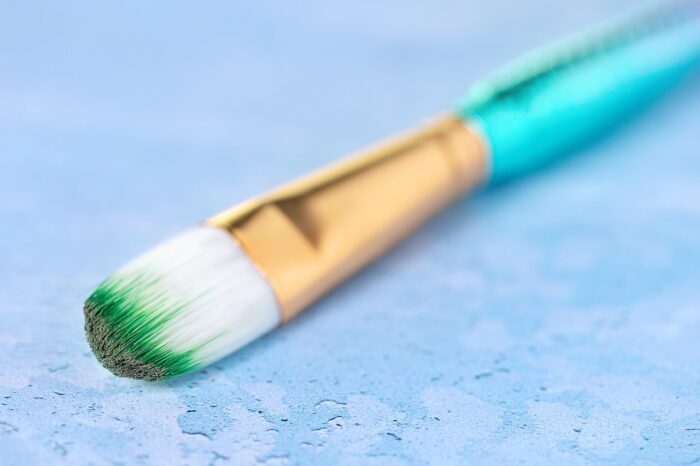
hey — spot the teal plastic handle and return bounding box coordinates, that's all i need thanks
[456,4,700,184]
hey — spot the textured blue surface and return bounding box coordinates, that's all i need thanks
[2,1,700,465]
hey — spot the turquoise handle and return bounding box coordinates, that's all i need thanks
[456,5,700,184]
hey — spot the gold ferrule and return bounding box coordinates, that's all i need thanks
[206,114,488,322]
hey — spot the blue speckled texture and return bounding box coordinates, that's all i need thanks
[2,1,700,465]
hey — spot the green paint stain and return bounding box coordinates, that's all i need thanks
[84,270,203,379]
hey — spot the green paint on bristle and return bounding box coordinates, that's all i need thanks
[84,271,201,380]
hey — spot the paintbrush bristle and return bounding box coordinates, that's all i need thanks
[84,226,280,380]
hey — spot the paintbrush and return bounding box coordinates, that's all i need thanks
[85,2,700,380]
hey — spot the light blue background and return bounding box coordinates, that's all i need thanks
[2,1,700,465]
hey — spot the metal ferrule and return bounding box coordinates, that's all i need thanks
[206,114,488,322]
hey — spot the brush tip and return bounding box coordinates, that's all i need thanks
[84,300,168,380]
[83,226,281,380]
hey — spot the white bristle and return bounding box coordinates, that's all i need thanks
[85,226,281,378]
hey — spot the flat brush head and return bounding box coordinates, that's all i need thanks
[84,226,280,380]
